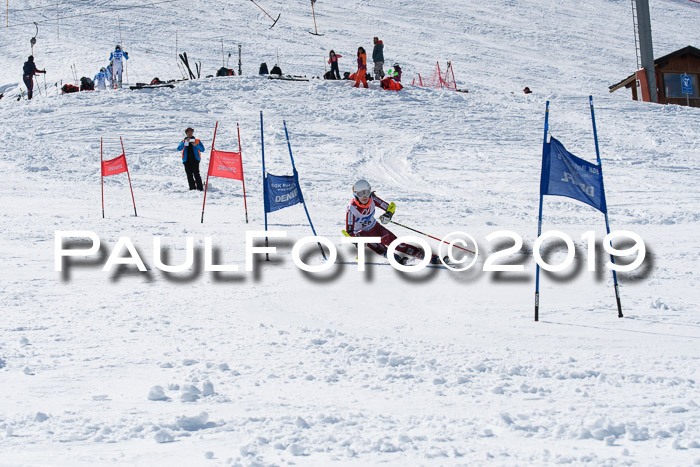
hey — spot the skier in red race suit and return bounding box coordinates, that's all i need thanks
[346,179,442,264]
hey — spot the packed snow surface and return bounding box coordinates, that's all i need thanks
[1,0,699,465]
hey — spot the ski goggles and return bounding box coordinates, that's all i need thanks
[355,188,371,199]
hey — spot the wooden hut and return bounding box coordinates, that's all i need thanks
[609,45,700,107]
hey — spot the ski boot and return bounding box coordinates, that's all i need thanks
[393,254,409,265]
[430,254,450,265]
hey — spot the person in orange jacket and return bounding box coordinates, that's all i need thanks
[353,47,368,88]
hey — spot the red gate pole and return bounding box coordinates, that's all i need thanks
[101,138,105,218]
[121,137,137,217]
[201,122,218,223]
[237,122,249,223]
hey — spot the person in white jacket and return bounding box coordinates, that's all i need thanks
[109,45,129,88]
[93,67,109,90]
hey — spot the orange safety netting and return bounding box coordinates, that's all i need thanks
[413,61,457,90]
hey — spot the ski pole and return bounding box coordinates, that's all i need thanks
[388,219,475,254]
[118,17,129,85]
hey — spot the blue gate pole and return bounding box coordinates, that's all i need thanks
[535,101,549,322]
[589,96,623,318]
[261,111,270,261]
[283,120,327,260]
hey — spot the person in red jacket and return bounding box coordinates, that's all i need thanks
[353,47,368,88]
[328,50,342,80]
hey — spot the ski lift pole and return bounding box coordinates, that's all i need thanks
[248,0,280,29]
[309,0,322,36]
[388,219,475,254]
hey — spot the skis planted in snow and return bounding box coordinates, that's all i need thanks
[179,53,196,80]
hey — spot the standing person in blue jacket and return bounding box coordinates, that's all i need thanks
[372,37,385,80]
[109,45,129,88]
[177,127,205,191]
[94,67,110,90]
[22,55,46,100]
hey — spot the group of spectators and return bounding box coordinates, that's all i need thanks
[327,37,402,90]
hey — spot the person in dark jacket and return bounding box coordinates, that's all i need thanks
[22,56,46,100]
[176,127,205,191]
[328,50,342,80]
[372,37,385,80]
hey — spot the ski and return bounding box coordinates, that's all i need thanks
[268,75,309,82]
[183,53,195,79]
[179,53,195,80]
[341,229,452,269]
[129,83,175,90]
[336,261,451,270]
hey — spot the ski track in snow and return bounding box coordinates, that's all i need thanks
[1,0,700,465]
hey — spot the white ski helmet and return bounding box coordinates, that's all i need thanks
[353,179,371,200]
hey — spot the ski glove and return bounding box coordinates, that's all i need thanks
[379,202,396,224]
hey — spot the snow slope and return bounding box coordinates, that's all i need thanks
[1,0,699,465]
